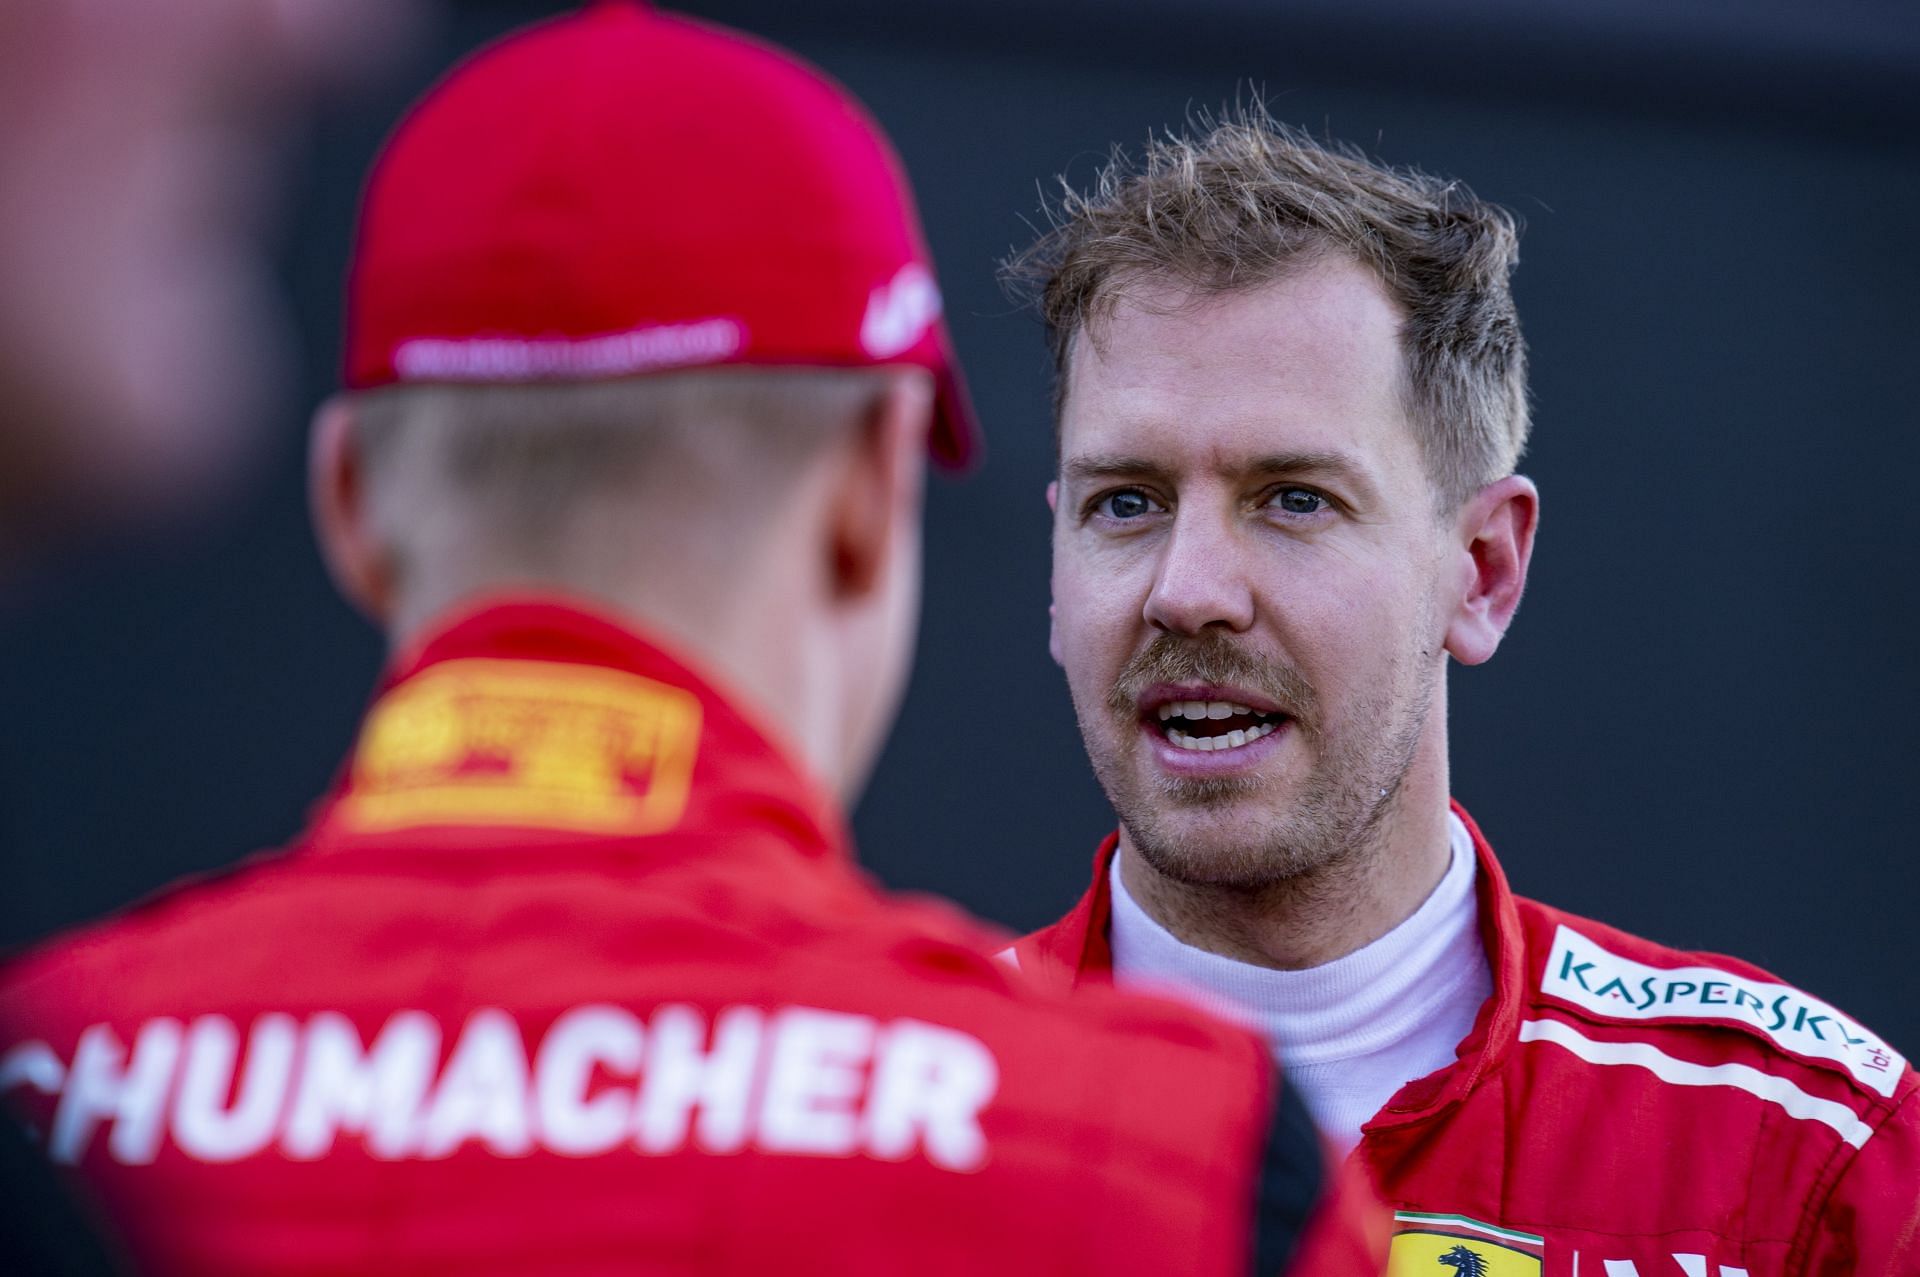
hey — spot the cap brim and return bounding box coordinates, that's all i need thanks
[927,323,982,473]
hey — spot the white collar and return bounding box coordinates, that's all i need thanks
[1108,813,1485,1067]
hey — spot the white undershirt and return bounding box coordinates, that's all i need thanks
[1108,813,1492,1153]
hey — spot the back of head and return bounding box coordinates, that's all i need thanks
[348,370,894,599]
[332,0,978,594]
[1006,106,1528,511]
[320,0,983,792]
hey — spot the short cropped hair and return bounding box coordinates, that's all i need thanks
[349,367,894,578]
[1005,108,1530,508]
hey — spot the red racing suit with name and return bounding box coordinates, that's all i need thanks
[1005,803,1920,1277]
[0,598,1372,1277]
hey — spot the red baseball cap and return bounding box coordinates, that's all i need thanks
[343,0,979,469]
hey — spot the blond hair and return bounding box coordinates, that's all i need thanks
[1005,108,1530,507]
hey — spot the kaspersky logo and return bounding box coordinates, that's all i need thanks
[1542,925,1903,1096]
[1388,1212,1543,1277]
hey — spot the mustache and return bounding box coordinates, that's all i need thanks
[1105,632,1319,728]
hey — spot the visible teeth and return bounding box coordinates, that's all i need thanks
[1166,717,1284,751]
[1161,699,1278,722]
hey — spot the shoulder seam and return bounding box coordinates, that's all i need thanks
[1519,1018,1875,1148]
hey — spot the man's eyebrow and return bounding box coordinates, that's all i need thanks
[1243,451,1370,485]
[1059,455,1166,483]
[1061,451,1374,487]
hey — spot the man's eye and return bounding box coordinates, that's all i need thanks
[1098,490,1159,519]
[1269,487,1327,516]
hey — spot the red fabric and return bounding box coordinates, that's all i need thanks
[0,598,1299,1276]
[343,1,977,467]
[1010,803,1920,1276]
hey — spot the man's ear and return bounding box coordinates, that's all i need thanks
[826,370,932,601]
[309,394,394,623]
[1443,474,1539,666]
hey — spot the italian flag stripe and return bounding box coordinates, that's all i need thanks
[1393,1212,1546,1247]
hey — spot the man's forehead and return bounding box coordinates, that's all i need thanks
[1058,263,1413,474]
[1066,259,1403,384]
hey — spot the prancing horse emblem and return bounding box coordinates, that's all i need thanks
[1439,1245,1490,1277]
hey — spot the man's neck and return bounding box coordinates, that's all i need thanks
[387,560,846,801]
[1115,792,1455,970]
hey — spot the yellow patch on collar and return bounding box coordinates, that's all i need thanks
[339,659,702,835]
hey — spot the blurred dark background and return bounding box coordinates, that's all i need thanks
[5,0,1917,1056]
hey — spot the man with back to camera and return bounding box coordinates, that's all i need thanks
[999,109,1920,1274]
[0,9,1379,1274]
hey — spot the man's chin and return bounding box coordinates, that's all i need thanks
[1121,801,1321,890]
[1157,774,1264,806]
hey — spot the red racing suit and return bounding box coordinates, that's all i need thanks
[1005,803,1920,1277]
[0,598,1371,1277]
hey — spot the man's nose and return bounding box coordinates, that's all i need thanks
[1142,513,1256,636]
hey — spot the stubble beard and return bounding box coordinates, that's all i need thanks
[1079,631,1438,892]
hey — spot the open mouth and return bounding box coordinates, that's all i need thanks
[1151,698,1288,752]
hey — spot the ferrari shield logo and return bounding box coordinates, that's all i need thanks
[1388,1211,1544,1277]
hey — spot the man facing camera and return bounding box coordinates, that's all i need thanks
[1002,110,1919,1274]
[0,12,1370,1275]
